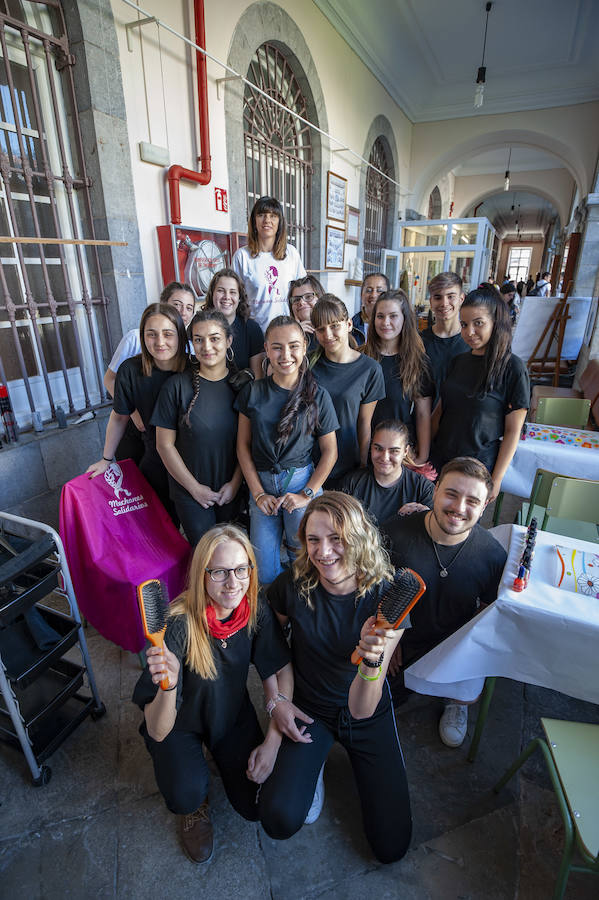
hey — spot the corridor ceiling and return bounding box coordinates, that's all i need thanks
[314,0,599,123]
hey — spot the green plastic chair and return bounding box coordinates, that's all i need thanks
[535,396,591,429]
[541,476,599,540]
[517,470,599,543]
[494,718,599,899]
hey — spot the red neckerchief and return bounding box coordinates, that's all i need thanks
[205,596,250,639]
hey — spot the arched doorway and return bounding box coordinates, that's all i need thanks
[364,137,392,273]
[243,43,313,264]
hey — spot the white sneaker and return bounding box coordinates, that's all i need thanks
[304,764,325,824]
[439,703,468,748]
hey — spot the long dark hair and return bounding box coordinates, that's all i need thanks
[362,289,430,399]
[247,196,287,260]
[309,294,359,364]
[462,287,512,395]
[203,268,250,320]
[139,303,188,377]
[181,309,232,428]
[265,316,319,446]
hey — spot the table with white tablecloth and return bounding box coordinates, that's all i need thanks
[502,424,599,498]
[404,524,599,704]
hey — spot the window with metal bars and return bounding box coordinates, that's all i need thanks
[364,136,392,274]
[243,43,312,266]
[0,0,110,429]
[428,186,442,219]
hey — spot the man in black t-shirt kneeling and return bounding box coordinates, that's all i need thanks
[381,457,506,748]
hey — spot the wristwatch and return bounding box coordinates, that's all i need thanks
[303,486,314,499]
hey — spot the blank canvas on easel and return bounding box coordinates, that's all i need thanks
[512,296,592,361]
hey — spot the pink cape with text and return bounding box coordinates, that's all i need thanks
[59,460,191,652]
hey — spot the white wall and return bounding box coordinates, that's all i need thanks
[111,0,413,310]
[452,168,575,229]
[409,103,599,214]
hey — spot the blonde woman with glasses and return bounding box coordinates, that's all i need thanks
[133,524,298,864]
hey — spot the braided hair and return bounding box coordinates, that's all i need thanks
[181,309,232,428]
[265,316,319,447]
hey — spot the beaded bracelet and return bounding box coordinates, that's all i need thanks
[361,652,384,669]
[358,666,381,682]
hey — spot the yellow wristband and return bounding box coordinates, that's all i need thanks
[358,666,381,682]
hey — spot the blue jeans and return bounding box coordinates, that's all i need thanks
[250,464,316,585]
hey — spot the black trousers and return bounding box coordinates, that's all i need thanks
[138,453,179,528]
[175,493,242,546]
[258,686,412,864]
[115,419,145,465]
[142,692,264,820]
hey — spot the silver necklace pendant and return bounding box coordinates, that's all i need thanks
[220,639,227,648]
[440,568,448,578]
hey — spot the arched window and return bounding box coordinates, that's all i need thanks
[428,185,442,219]
[364,137,392,273]
[243,43,313,264]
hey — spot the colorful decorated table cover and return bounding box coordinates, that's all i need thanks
[404,524,599,704]
[522,423,599,450]
[502,425,599,497]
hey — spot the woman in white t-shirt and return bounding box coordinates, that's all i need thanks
[232,196,306,332]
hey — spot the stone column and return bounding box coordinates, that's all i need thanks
[573,189,599,383]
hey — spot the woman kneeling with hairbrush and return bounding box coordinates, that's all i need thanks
[132,524,294,863]
[258,492,416,863]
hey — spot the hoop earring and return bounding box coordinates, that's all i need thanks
[226,347,234,362]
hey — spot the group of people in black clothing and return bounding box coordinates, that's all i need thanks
[87,197,530,867]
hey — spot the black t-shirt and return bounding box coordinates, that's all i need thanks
[342,466,434,524]
[371,353,434,438]
[267,571,404,719]
[380,511,506,664]
[432,352,530,473]
[230,315,264,370]
[113,356,178,460]
[235,375,339,472]
[132,598,289,747]
[151,371,238,503]
[421,328,469,405]
[312,353,385,479]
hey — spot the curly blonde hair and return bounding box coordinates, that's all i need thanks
[293,492,393,609]
[168,525,258,679]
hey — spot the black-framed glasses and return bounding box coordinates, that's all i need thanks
[205,564,254,583]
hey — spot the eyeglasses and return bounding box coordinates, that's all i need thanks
[205,564,254,583]
[291,292,316,304]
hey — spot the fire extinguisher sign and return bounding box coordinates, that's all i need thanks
[215,188,228,212]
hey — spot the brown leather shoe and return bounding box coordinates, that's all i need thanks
[178,800,213,863]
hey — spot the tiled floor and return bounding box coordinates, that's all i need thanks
[1,493,598,899]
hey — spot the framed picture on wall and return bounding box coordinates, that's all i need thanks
[325,225,345,270]
[326,171,347,223]
[346,206,360,245]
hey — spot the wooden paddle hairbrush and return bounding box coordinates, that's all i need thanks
[137,579,170,690]
[351,567,426,665]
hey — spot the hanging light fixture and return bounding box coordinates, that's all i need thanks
[504,147,512,191]
[474,2,492,109]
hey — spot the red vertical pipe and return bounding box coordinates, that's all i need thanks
[167,0,212,225]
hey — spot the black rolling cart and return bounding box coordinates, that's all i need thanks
[0,511,105,786]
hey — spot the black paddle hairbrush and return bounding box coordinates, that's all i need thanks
[137,579,170,690]
[351,567,426,665]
